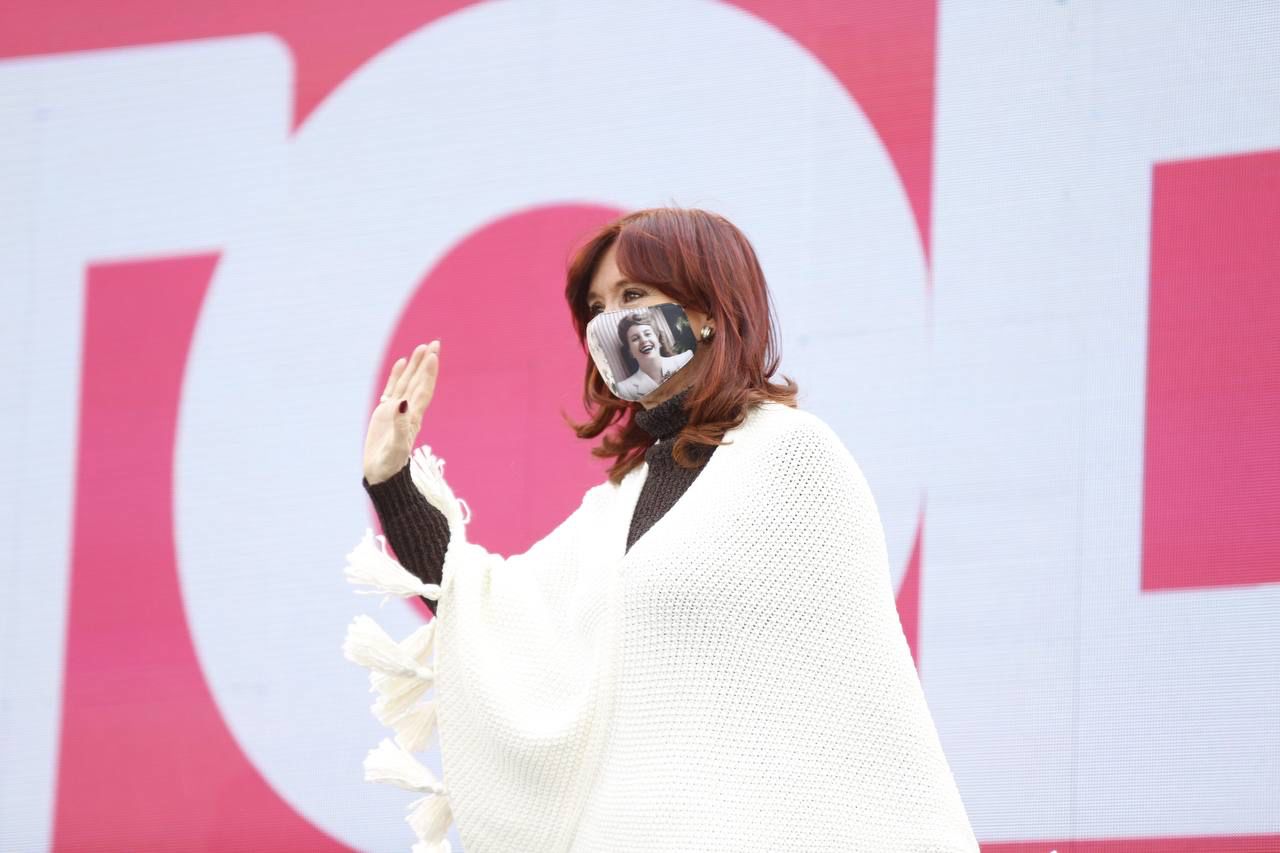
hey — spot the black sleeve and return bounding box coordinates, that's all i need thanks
[361,460,451,615]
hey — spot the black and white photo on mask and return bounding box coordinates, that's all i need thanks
[586,302,698,402]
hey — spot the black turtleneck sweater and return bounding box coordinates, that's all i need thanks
[362,389,714,615]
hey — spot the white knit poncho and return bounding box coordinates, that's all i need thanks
[343,401,980,852]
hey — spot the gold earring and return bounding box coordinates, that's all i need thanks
[700,325,714,340]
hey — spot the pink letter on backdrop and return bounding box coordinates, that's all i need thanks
[55,256,350,851]
[1144,149,1280,591]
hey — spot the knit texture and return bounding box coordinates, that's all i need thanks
[404,401,979,851]
[363,465,448,615]
[627,389,715,550]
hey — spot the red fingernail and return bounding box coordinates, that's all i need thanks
[398,400,407,413]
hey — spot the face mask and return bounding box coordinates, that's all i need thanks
[585,301,699,402]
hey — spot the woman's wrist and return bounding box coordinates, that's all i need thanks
[362,458,420,515]
[364,453,409,486]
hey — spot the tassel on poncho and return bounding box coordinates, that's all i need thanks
[342,447,460,851]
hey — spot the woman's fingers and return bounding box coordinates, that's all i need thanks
[413,342,440,413]
[379,341,438,419]
[391,344,427,400]
[401,343,430,403]
[380,356,407,400]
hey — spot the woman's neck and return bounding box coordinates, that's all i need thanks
[633,387,691,439]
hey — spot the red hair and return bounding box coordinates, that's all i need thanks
[564,206,798,484]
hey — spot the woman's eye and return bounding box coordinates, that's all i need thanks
[623,289,644,302]
[588,304,603,317]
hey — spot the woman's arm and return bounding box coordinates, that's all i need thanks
[360,340,448,611]
[362,459,451,615]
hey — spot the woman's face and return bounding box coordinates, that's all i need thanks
[586,242,713,409]
[626,324,660,361]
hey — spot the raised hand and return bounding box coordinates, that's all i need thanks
[362,340,441,484]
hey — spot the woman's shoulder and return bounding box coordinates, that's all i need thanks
[739,400,842,446]
[561,474,629,523]
[735,403,871,497]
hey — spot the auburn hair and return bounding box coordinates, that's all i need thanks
[564,206,798,484]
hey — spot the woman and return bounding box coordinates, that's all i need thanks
[612,308,694,400]
[351,207,979,852]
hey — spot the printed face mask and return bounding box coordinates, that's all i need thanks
[585,301,699,402]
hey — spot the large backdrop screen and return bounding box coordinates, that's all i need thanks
[1,2,1277,851]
